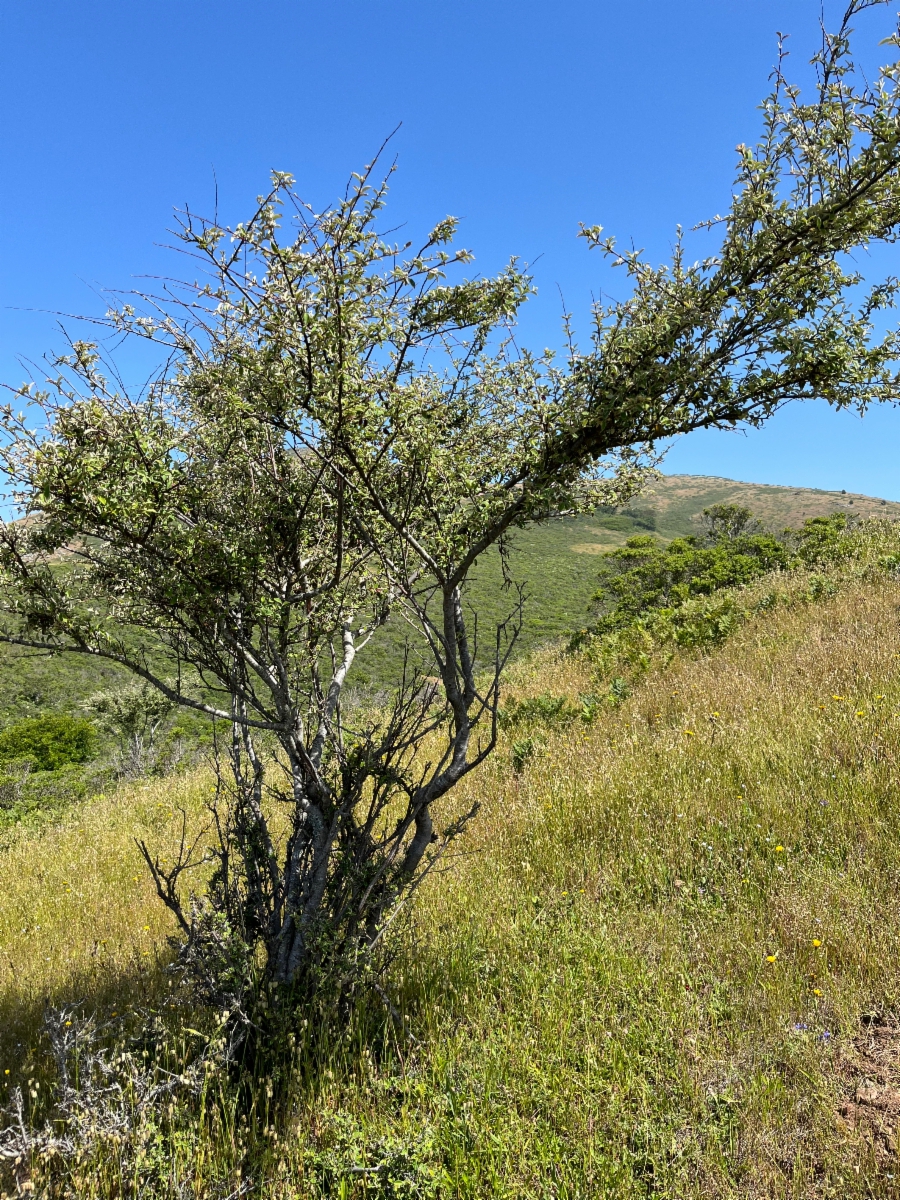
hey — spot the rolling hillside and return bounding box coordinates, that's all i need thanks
[2,474,897,720]
[353,473,900,683]
[5,521,900,1195]
[625,473,900,540]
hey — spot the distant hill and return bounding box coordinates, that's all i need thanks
[354,473,900,683]
[2,474,898,719]
[626,472,900,539]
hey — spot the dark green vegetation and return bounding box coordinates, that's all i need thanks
[0,712,106,833]
[591,518,790,633]
[0,712,95,772]
[0,642,130,724]
[588,507,859,635]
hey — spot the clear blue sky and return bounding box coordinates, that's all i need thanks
[1,1,898,497]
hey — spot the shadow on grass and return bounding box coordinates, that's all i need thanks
[0,950,177,1084]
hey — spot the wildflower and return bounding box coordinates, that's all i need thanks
[775,845,784,853]
[3,1069,8,1075]
[856,710,865,717]
[812,938,822,948]
[813,988,822,996]
[684,730,695,737]
[766,954,777,963]
[832,695,844,701]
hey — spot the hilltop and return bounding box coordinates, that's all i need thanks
[625,473,900,540]
[355,473,900,681]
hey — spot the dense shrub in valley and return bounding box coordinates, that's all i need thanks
[0,713,96,772]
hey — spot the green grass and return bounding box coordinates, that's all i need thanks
[353,514,627,688]
[4,523,900,1195]
[1,473,893,720]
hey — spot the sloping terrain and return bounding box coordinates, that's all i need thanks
[355,474,900,682]
[2,474,897,720]
[4,524,900,1195]
[630,473,900,539]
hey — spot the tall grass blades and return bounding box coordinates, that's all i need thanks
[3,521,900,1195]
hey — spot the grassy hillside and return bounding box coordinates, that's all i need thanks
[355,474,900,685]
[2,474,896,722]
[629,472,900,539]
[5,521,900,1195]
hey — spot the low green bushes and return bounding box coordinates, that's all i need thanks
[573,509,888,691]
[0,713,104,829]
[0,713,96,772]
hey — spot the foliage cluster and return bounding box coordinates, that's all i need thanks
[0,713,95,773]
[85,681,183,779]
[578,510,860,671]
[0,684,204,833]
[588,504,851,635]
[0,713,106,830]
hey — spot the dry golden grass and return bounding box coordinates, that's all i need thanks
[5,542,900,1195]
[398,571,900,1197]
[0,775,209,1071]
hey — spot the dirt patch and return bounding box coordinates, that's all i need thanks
[570,541,621,555]
[837,1014,900,1163]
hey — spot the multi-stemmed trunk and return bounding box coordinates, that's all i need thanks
[139,581,500,1024]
